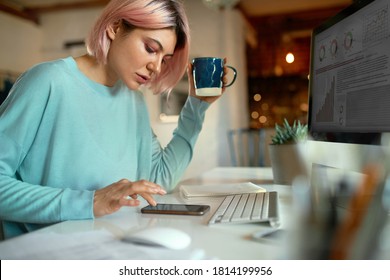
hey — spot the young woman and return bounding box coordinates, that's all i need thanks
[0,0,230,239]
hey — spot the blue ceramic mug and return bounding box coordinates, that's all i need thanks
[192,57,237,96]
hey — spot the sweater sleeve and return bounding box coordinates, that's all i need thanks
[0,64,94,224]
[149,96,210,192]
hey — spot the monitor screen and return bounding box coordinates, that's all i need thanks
[308,0,390,145]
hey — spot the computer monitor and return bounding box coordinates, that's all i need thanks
[307,0,390,173]
[301,1,390,259]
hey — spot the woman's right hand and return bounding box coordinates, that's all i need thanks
[187,58,229,104]
[93,179,166,217]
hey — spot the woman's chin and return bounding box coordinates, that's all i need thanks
[124,80,142,91]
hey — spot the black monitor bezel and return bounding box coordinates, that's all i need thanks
[308,0,382,145]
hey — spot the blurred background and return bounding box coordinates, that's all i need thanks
[0,0,352,179]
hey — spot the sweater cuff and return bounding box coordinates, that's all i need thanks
[60,188,95,220]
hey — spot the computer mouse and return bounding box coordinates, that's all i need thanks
[122,227,191,250]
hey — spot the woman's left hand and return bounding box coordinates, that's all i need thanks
[187,57,230,104]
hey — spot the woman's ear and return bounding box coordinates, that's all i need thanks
[107,20,121,40]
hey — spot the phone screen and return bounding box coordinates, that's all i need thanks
[141,203,210,216]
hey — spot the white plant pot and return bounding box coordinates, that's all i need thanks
[268,143,307,185]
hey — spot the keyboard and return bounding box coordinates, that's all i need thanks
[208,192,279,226]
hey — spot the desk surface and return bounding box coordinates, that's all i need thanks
[1,167,389,260]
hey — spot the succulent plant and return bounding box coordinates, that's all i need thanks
[271,118,308,145]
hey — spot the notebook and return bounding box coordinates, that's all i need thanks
[180,182,266,198]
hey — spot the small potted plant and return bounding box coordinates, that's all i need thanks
[271,118,308,145]
[269,118,308,185]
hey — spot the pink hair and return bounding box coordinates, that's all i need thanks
[86,0,190,94]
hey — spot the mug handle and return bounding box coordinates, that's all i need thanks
[224,66,237,88]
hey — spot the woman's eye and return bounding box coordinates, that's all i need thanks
[145,45,155,54]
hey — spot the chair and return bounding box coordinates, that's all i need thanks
[227,128,267,167]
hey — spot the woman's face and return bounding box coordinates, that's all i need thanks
[106,24,177,90]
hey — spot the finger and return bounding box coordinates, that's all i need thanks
[131,184,166,195]
[222,65,229,87]
[187,63,193,81]
[119,197,141,207]
[222,75,228,85]
[188,61,193,72]
[117,178,161,188]
[139,193,158,206]
[134,179,163,189]
[187,63,196,95]
[124,180,165,196]
[141,181,167,195]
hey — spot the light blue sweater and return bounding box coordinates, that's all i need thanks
[0,57,209,239]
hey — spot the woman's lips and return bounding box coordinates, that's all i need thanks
[136,73,150,84]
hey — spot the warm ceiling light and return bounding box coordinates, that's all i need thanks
[253,93,261,101]
[286,52,295,63]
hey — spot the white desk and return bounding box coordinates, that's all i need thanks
[1,167,389,260]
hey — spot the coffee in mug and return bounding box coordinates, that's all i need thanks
[192,57,237,97]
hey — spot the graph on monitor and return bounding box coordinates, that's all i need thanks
[309,0,390,139]
[315,76,335,123]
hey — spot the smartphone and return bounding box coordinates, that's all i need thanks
[141,203,210,216]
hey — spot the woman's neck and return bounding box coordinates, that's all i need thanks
[74,54,118,87]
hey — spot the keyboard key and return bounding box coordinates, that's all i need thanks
[261,192,269,220]
[251,192,264,220]
[241,193,256,220]
[208,195,234,224]
[231,194,250,222]
[221,194,241,222]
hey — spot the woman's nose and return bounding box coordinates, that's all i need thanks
[147,59,162,76]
